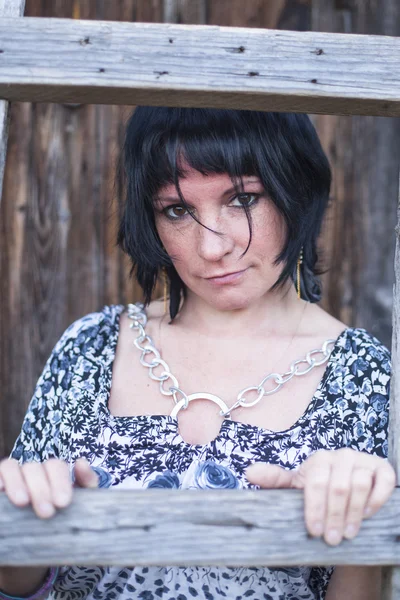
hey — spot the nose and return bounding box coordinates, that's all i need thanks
[196,221,234,262]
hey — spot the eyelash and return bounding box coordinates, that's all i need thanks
[161,193,261,221]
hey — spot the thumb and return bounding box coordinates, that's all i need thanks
[73,458,99,489]
[246,463,301,489]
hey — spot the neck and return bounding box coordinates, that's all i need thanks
[173,285,308,340]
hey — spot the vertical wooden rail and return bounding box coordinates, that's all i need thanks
[0,0,25,204]
[383,170,400,598]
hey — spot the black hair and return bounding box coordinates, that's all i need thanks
[117,107,332,320]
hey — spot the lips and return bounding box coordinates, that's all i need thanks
[205,270,244,279]
[205,268,248,285]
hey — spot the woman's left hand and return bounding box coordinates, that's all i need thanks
[246,448,396,546]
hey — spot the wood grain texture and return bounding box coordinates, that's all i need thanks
[311,2,400,596]
[1,487,400,566]
[314,0,399,350]
[0,0,25,16]
[383,167,400,599]
[0,1,149,458]
[0,17,399,115]
[0,0,25,206]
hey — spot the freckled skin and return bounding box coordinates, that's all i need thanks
[154,167,287,313]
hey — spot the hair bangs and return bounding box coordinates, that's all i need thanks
[117,107,332,319]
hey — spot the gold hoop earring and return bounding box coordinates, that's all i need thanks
[163,267,168,314]
[297,247,304,300]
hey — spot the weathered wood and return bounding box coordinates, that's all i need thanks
[0,0,25,16]
[1,488,400,567]
[0,0,25,207]
[383,169,400,599]
[313,0,399,350]
[0,18,399,115]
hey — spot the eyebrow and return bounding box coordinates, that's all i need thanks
[154,178,262,203]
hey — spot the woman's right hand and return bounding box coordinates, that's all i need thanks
[0,457,98,518]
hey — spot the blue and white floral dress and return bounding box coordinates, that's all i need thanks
[11,304,391,600]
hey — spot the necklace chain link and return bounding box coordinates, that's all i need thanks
[127,302,336,418]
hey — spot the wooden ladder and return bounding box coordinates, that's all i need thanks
[1,0,400,597]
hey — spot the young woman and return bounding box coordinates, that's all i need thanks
[0,107,395,600]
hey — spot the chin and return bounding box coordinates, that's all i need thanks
[202,290,256,312]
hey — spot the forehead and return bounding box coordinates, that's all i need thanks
[157,168,262,196]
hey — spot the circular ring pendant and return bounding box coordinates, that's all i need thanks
[169,392,231,418]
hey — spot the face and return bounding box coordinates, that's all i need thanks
[153,167,288,311]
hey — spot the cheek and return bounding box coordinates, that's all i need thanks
[253,206,287,255]
[156,222,191,267]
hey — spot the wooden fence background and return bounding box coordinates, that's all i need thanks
[0,0,399,457]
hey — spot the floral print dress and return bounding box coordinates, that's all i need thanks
[11,304,391,600]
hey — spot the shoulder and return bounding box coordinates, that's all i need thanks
[61,304,125,339]
[58,304,124,344]
[334,329,391,456]
[49,304,126,365]
[337,327,391,376]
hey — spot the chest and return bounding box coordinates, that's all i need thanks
[108,322,334,445]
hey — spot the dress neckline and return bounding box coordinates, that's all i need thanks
[100,303,353,448]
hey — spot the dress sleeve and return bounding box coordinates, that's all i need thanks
[342,330,391,458]
[10,315,96,464]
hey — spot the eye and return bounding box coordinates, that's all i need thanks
[163,204,189,220]
[229,193,260,208]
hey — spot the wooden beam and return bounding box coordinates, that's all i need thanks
[383,170,400,599]
[1,488,400,566]
[0,18,399,115]
[0,0,25,206]
[389,171,400,493]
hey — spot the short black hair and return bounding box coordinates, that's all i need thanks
[117,107,331,320]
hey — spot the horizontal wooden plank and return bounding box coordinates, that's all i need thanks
[1,488,400,566]
[0,18,399,115]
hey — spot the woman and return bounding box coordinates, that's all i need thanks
[0,107,395,600]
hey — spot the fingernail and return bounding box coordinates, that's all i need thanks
[55,492,71,506]
[312,522,323,537]
[344,524,357,538]
[326,529,341,545]
[39,502,55,518]
[14,490,29,504]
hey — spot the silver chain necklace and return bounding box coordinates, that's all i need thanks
[127,302,336,419]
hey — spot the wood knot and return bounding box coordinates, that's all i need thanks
[310,78,318,84]
[227,46,246,53]
[311,48,324,55]
[248,71,259,77]
[79,37,91,46]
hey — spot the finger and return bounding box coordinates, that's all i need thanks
[343,467,374,540]
[324,461,354,546]
[44,459,73,508]
[74,458,99,489]
[21,462,55,519]
[0,458,30,506]
[304,463,331,539]
[364,461,396,518]
[246,463,296,489]
[0,471,4,491]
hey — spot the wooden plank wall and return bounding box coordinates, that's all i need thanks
[0,0,399,457]
[313,0,400,347]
